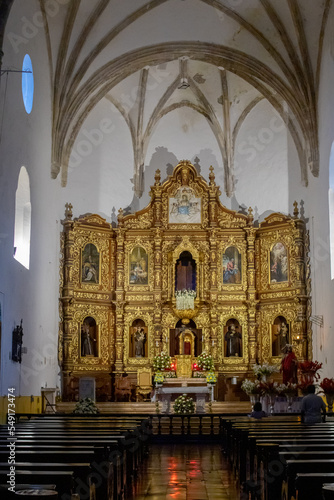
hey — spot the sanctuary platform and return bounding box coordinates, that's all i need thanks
[55,401,251,414]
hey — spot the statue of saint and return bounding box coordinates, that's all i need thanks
[281,345,298,384]
[134,327,146,357]
[81,322,96,356]
[225,324,242,357]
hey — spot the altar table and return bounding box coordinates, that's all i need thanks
[152,385,214,413]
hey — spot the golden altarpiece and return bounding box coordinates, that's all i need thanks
[59,161,311,401]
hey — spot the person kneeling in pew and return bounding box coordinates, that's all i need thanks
[248,401,267,419]
[301,384,326,423]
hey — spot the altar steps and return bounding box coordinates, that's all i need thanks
[56,401,251,414]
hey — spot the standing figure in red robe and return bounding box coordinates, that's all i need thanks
[281,345,298,384]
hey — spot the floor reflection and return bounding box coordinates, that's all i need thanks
[125,443,239,500]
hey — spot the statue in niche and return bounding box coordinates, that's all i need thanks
[272,317,289,356]
[81,318,97,357]
[134,326,146,358]
[224,321,242,357]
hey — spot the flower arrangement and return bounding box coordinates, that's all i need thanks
[299,360,322,382]
[281,383,298,396]
[173,394,195,414]
[193,371,207,378]
[241,379,262,395]
[175,289,196,310]
[73,397,99,414]
[197,351,214,371]
[298,380,313,394]
[253,363,280,380]
[319,378,334,395]
[164,371,177,378]
[259,381,284,396]
[153,351,171,371]
[154,372,165,385]
[206,372,217,384]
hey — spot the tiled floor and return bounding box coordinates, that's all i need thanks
[126,443,240,500]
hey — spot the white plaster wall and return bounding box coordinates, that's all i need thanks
[234,99,290,219]
[0,0,62,396]
[301,42,334,378]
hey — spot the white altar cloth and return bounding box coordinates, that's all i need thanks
[152,385,214,413]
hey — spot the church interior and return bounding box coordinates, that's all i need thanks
[0,1,334,497]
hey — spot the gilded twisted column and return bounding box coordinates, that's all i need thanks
[61,204,75,374]
[114,221,125,371]
[246,226,258,364]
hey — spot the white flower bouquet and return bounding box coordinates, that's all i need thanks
[252,363,280,379]
[173,393,195,414]
[241,379,262,395]
[153,351,171,371]
[197,351,214,371]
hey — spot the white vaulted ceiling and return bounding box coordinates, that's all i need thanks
[3,0,333,207]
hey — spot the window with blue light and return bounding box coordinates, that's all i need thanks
[22,54,34,114]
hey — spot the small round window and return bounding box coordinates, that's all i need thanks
[22,54,34,114]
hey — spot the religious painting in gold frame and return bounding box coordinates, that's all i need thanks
[129,246,148,285]
[270,242,288,283]
[222,246,242,284]
[168,186,201,224]
[81,243,100,284]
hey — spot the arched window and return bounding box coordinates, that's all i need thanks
[14,167,31,269]
[329,142,334,279]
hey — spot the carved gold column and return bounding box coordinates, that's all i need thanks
[115,216,125,371]
[208,166,219,227]
[154,228,163,354]
[61,203,75,381]
[293,202,309,360]
[153,169,162,227]
[209,228,218,361]
[246,225,258,364]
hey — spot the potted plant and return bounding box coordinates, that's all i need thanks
[154,372,165,386]
[73,397,99,414]
[173,394,195,414]
[241,379,262,408]
[206,372,217,385]
[319,378,334,412]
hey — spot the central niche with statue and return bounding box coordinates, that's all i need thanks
[60,160,311,402]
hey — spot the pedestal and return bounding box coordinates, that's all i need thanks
[41,388,59,413]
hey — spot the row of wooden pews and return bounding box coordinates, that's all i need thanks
[220,415,334,500]
[0,414,152,499]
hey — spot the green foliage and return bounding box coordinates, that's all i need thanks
[173,393,195,414]
[73,397,99,414]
